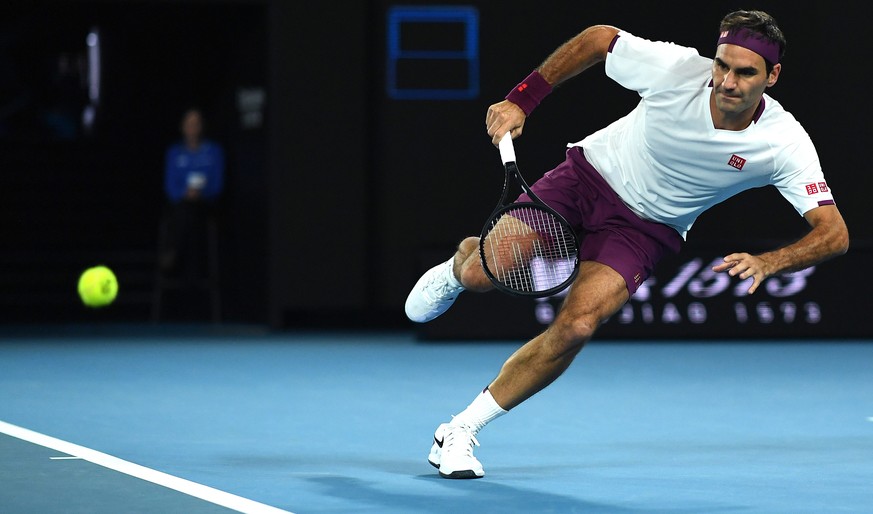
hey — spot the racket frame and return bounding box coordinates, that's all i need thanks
[479,134,580,297]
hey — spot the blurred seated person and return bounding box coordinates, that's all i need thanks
[160,108,225,281]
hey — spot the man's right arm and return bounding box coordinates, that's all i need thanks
[486,25,620,144]
[538,25,620,87]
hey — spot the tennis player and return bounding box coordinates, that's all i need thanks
[405,10,850,479]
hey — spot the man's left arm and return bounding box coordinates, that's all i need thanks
[202,144,226,199]
[712,204,850,294]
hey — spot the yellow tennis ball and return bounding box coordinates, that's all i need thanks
[77,265,118,308]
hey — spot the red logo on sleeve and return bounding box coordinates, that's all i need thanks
[818,182,829,192]
[727,154,746,170]
[805,183,819,195]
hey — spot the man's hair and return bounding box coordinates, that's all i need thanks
[719,10,786,72]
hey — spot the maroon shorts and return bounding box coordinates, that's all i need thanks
[517,147,682,295]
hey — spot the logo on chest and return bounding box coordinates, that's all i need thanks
[727,154,746,171]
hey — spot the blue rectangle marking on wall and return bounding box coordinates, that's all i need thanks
[386,6,479,100]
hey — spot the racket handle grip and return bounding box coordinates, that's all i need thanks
[498,132,516,164]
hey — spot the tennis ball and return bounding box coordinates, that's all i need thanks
[77,265,118,308]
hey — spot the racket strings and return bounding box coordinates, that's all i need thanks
[483,206,577,293]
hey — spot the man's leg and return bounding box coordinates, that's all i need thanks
[487,261,629,409]
[429,261,629,478]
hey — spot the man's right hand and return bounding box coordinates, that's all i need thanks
[486,100,527,146]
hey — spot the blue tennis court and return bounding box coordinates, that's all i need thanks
[1,326,871,513]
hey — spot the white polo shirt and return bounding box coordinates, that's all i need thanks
[573,30,835,239]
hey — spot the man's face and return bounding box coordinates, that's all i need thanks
[711,44,779,116]
[182,111,203,141]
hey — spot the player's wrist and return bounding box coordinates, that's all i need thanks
[505,70,552,116]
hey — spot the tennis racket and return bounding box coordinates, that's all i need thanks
[479,133,580,297]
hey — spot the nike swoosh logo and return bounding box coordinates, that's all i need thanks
[434,436,443,448]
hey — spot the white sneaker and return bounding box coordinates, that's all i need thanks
[404,259,464,323]
[427,423,484,479]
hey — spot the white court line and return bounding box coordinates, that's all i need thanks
[0,420,293,514]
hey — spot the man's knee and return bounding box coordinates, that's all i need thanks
[545,261,628,351]
[547,312,599,354]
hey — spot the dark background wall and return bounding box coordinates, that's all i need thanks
[2,0,869,337]
[1,0,269,324]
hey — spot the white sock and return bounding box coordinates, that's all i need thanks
[449,388,507,434]
[445,256,462,288]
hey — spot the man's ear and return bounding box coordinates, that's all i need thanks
[766,63,781,87]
